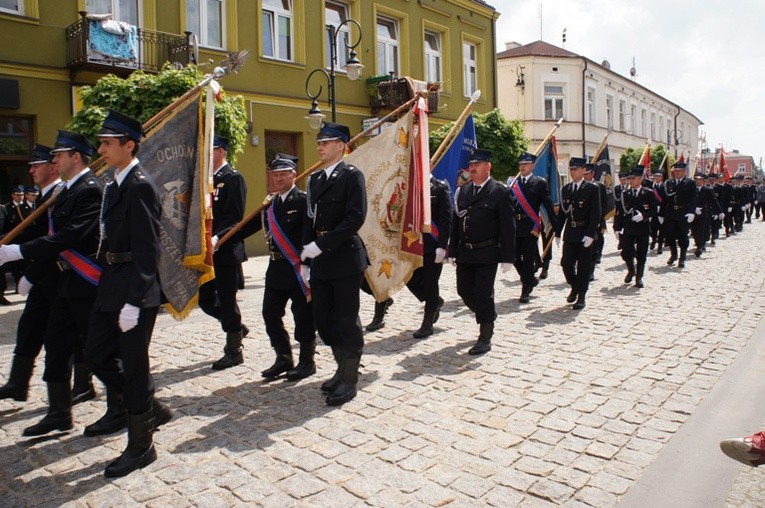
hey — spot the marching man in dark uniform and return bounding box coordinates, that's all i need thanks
[555,157,601,310]
[612,171,629,253]
[198,135,249,370]
[448,149,515,354]
[301,122,368,406]
[0,130,102,437]
[613,166,658,288]
[5,185,30,290]
[663,161,697,268]
[691,174,721,257]
[85,110,172,477]
[649,171,666,254]
[233,153,317,381]
[583,163,608,281]
[406,173,452,338]
[715,173,733,237]
[508,152,556,303]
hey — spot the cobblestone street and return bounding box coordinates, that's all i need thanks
[1,223,765,507]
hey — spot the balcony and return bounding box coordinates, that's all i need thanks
[66,13,190,78]
[368,76,440,116]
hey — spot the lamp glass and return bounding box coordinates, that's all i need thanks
[343,62,364,81]
[305,112,325,130]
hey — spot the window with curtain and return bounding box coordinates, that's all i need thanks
[187,0,224,49]
[262,0,293,61]
[86,0,139,25]
[325,1,350,70]
[544,84,565,120]
[0,0,24,15]
[425,30,442,84]
[462,41,477,97]
[376,16,399,76]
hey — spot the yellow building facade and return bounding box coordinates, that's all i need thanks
[0,0,498,253]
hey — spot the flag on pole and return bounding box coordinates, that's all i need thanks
[532,136,561,232]
[594,145,614,214]
[639,143,652,178]
[720,146,731,182]
[431,115,476,195]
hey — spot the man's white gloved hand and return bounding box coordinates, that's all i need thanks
[211,235,219,248]
[434,248,446,264]
[0,245,23,266]
[658,216,664,224]
[447,257,456,266]
[582,236,594,248]
[300,241,322,261]
[300,265,311,288]
[501,262,513,273]
[695,207,702,215]
[685,213,695,223]
[17,276,32,296]
[728,207,733,212]
[631,211,643,222]
[719,213,726,220]
[118,303,140,333]
[741,205,747,211]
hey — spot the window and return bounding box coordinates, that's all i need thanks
[650,112,656,139]
[424,30,442,84]
[630,104,636,134]
[263,0,292,61]
[666,119,671,144]
[544,84,565,120]
[187,0,224,49]
[640,109,646,136]
[462,41,477,97]
[586,87,596,124]
[618,100,626,131]
[738,163,746,174]
[659,115,664,141]
[0,116,34,155]
[377,16,399,76]
[325,1,350,70]
[0,0,23,15]
[87,0,138,25]
[606,95,614,129]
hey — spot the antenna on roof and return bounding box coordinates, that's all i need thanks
[538,3,543,41]
[629,57,637,80]
[562,28,567,48]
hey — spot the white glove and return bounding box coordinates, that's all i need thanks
[631,211,643,223]
[695,207,702,215]
[685,213,695,223]
[756,201,759,205]
[211,235,219,248]
[582,236,594,248]
[719,213,725,220]
[0,244,23,266]
[728,207,732,212]
[555,237,561,248]
[118,303,140,333]
[300,265,310,288]
[300,241,322,261]
[447,257,456,266]
[434,248,446,264]
[17,276,32,296]
[658,216,664,224]
[741,205,747,211]
[501,263,513,273]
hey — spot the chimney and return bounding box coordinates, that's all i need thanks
[505,41,522,51]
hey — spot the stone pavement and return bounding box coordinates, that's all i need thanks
[1,223,765,507]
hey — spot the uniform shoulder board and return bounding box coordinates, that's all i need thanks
[496,180,507,188]
[345,164,358,172]
[133,170,146,180]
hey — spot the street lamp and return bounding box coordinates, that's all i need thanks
[304,19,364,129]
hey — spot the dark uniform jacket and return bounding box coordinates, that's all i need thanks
[448,178,516,264]
[663,177,698,220]
[303,161,369,280]
[714,183,730,211]
[23,184,62,295]
[613,186,659,236]
[20,170,102,299]
[556,180,601,242]
[237,186,308,290]
[211,163,247,266]
[4,200,31,243]
[425,176,452,254]
[594,180,608,229]
[509,174,557,238]
[94,164,162,312]
[697,185,722,216]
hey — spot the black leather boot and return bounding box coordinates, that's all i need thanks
[84,387,127,436]
[468,323,493,355]
[261,352,293,378]
[326,352,359,406]
[678,250,687,268]
[566,288,577,303]
[0,355,34,401]
[365,298,393,332]
[624,262,635,284]
[211,330,244,370]
[413,311,435,338]
[573,293,586,310]
[71,362,96,405]
[152,398,174,430]
[286,341,316,381]
[432,297,444,324]
[104,409,157,478]
[321,347,343,394]
[635,263,645,288]
[23,382,73,437]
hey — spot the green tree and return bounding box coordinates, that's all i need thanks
[620,144,676,175]
[429,108,527,182]
[68,63,247,165]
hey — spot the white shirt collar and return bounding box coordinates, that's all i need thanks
[114,158,140,187]
[26,200,35,207]
[42,179,62,196]
[214,161,228,174]
[280,185,295,202]
[66,167,92,189]
[324,160,342,178]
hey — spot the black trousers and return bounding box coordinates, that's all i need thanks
[663,218,690,256]
[311,272,364,356]
[42,296,94,382]
[456,262,498,324]
[513,235,538,287]
[262,283,315,354]
[13,284,54,359]
[198,262,243,333]
[620,233,649,277]
[561,241,593,294]
[539,229,553,269]
[692,213,711,247]
[86,307,158,414]
[734,207,745,230]
[650,217,664,247]
[406,252,443,312]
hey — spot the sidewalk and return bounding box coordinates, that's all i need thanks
[1,223,765,507]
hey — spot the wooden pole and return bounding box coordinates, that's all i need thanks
[429,90,481,170]
[590,129,611,162]
[532,118,563,156]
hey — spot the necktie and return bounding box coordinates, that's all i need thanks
[521,177,527,185]
[473,185,481,197]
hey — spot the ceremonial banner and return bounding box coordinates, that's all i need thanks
[532,136,561,232]
[352,111,423,302]
[594,146,615,215]
[639,143,652,178]
[431,114,476,195]
[98,92,214,318]
[720,147,731,182]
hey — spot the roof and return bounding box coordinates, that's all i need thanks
[497,40,703,125]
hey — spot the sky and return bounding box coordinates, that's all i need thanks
[493,0,765,165]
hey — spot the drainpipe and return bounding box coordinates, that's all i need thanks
[673,107,681,158]
[491,13,498,109]
[582,59,588,158]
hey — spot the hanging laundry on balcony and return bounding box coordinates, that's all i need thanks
[86,14,138,64]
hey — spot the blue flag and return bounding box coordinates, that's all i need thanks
[531,136,561,232]
[594,145,615,214]
[431,115,476,195]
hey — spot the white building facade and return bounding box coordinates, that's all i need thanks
[497,41,702,177]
